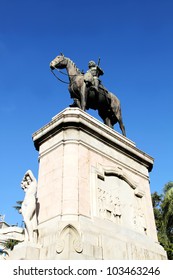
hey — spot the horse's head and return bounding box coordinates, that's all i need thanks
[50,53,67,70]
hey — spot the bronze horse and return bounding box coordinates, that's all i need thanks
[50,54,126,136]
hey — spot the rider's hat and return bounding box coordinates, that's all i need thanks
[88,60,96,68]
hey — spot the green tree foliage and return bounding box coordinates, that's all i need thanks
[152,182,173,259]
[2,239,19,251]
[13,200,23,213]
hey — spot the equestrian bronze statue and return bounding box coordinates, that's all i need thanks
[50,54,126,136]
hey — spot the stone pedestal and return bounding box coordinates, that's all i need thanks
[32,107,166,259]
[8,242,40,260]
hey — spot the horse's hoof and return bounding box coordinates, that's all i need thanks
[69,103,78,108]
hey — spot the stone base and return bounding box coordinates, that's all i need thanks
[31,108,167,260]
[7,242,40,260]
[37,217,166,260]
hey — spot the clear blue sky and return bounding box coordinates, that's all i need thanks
[0,0,173,226]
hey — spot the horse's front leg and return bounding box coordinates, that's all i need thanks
[80,84,87,111]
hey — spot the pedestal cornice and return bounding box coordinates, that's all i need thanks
[32,107,153,172]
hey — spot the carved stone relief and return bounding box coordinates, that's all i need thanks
[133,196,147,234]
[98,187,121,223]
[94,165,147,234]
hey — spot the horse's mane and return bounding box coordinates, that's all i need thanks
[67,58,82,75]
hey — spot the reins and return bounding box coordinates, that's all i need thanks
[50,66,80,85]
[50,68,70,84]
